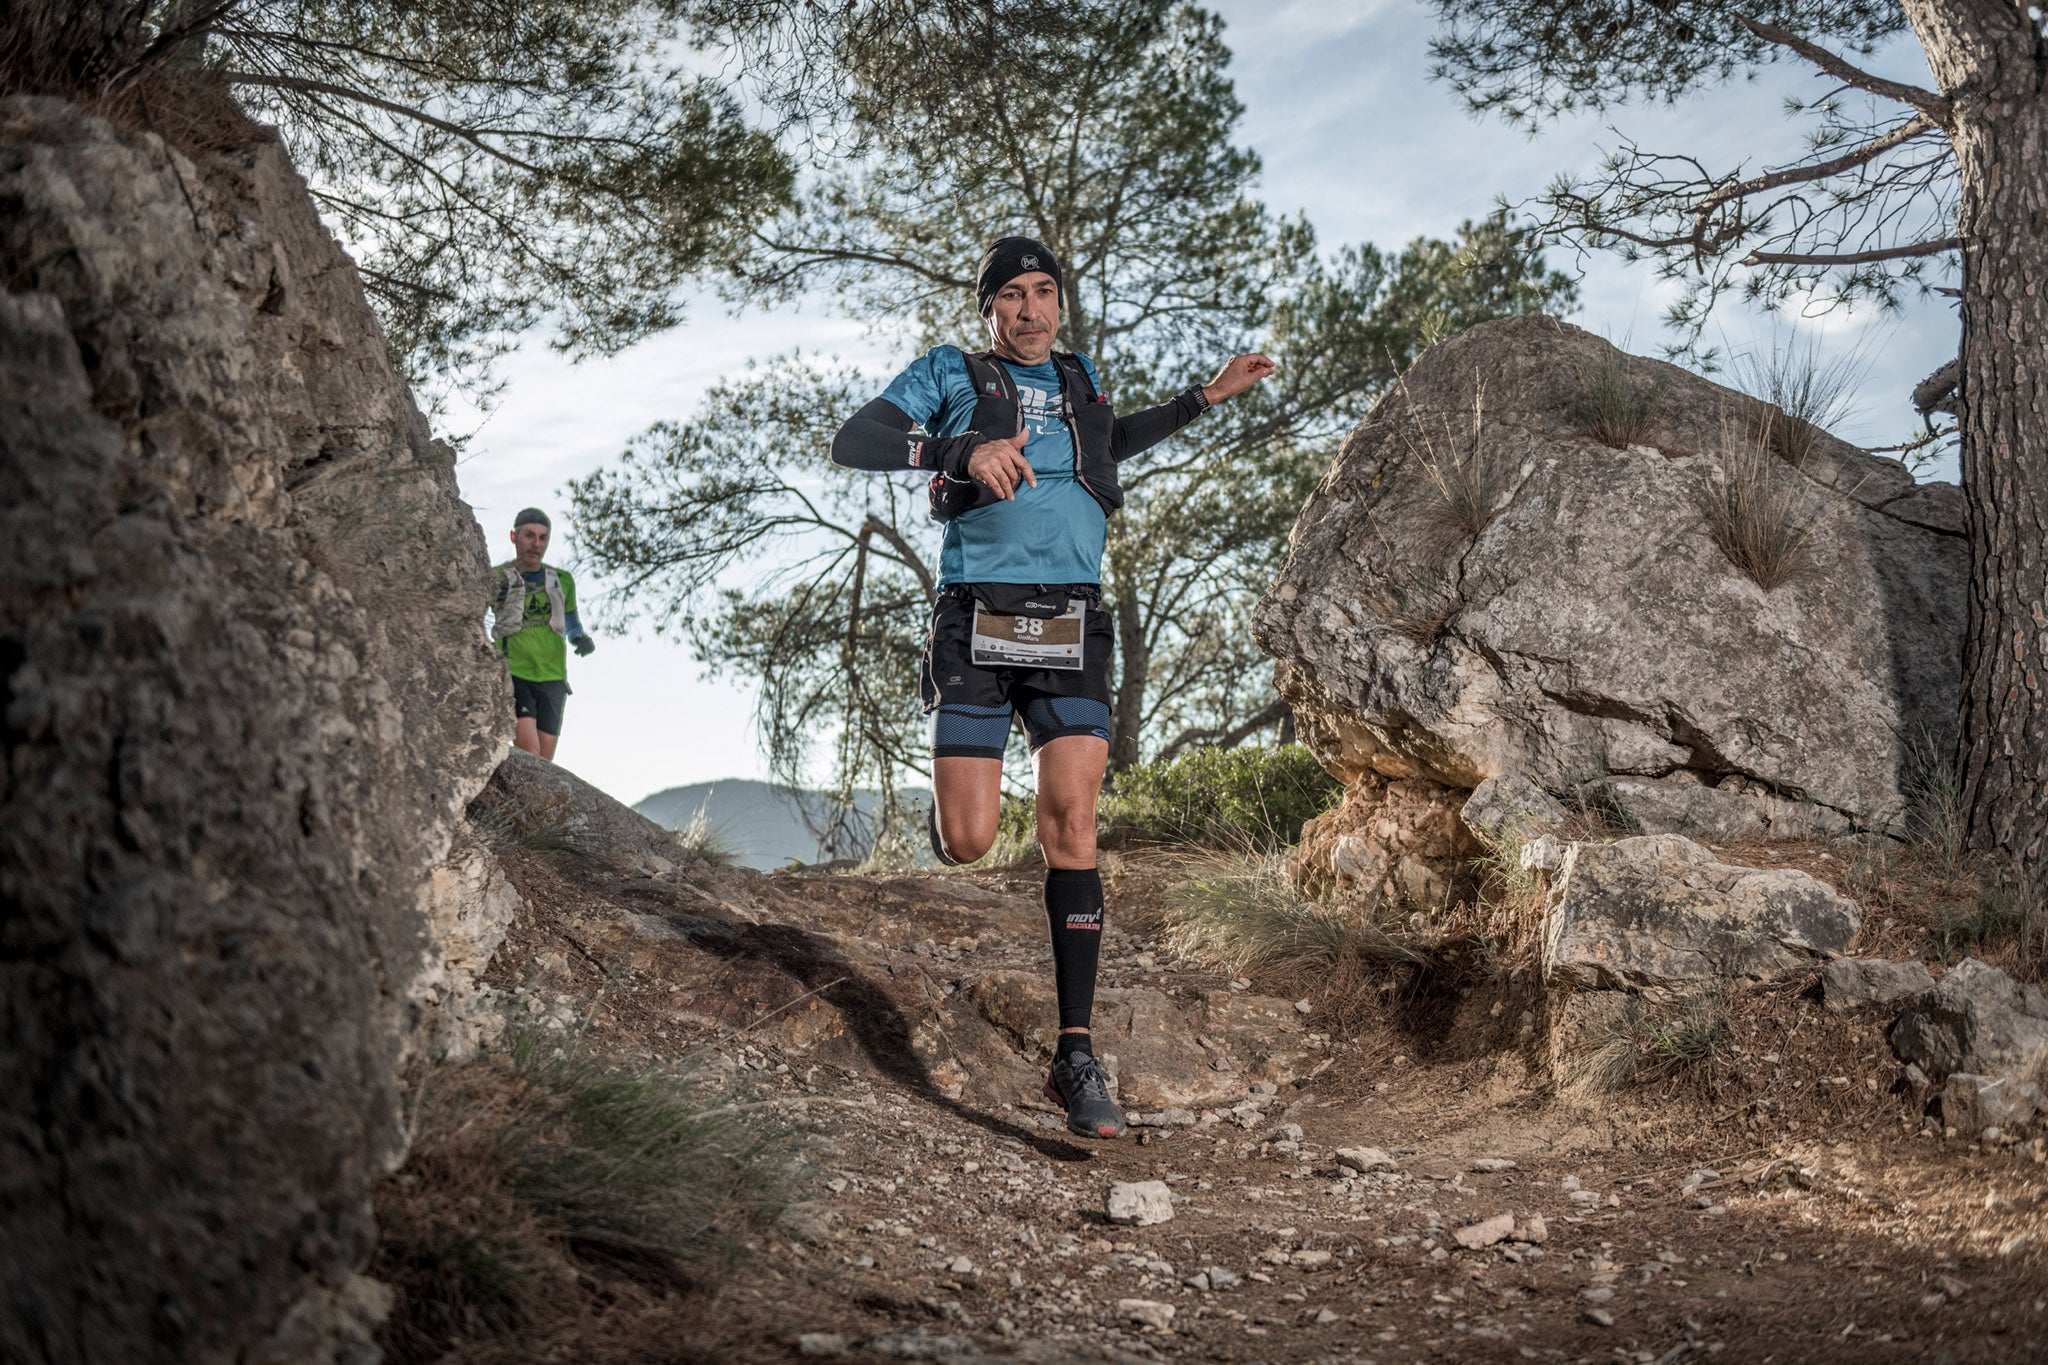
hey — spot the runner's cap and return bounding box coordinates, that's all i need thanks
[976,237,1063,317]
[513,508,551,530]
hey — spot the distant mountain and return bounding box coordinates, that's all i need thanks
[632,779,929,870]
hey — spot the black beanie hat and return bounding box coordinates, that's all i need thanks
[513,507,551,530]
[975,237,1063,317]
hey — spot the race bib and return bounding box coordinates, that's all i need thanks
[970,599,1085,670]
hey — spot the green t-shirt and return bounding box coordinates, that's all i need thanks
[498,563,577,682]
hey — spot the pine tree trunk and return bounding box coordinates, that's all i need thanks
[1109,575,1148,772]
[1908,1,2048,881]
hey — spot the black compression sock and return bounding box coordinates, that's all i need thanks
[1045,867,1105,1032]
[1057,1031,1093,1060]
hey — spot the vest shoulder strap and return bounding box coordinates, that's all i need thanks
[1050,350,1098,403]
[961,349,1017,401]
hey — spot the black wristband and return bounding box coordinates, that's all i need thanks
[1183,384,1213,416]
[920,432,984,478]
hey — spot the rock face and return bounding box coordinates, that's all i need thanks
[1891,958,2048,1103]
[1822,957,1937,1013]
[471,747,690,879]
[0,97,505,1362]
[1253,315,1965,900]
[1532,834,1862,990]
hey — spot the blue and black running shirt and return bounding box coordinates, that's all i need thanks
[879,345,1107,588]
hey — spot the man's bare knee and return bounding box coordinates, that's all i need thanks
[1037,809,1096,866]
[939,815,997,864]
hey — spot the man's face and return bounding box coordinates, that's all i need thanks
[987,272,1060,364]
[511,522,549,568]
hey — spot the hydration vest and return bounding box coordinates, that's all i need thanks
[928,350,1121,522]
[490,562,567,641]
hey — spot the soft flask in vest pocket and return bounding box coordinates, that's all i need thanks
[927,470,1000,522]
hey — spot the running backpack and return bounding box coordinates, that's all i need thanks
[927,350,1120,522]
[489,563,567,640]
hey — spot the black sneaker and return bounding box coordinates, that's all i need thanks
[927,803,964,866]
[1044,1049,1127,1139]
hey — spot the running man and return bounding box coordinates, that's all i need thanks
[829,237,1274,1137]
[488,508,595,761]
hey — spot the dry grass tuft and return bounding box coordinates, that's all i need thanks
[1901,729,1967,870]
[1572,352,1662,449]
[1359,557,1464,646]
[1733,331,1864,467]
[1161,850,1422,1028]
[1440,833,1553,978]
[1560,981,1736,1100]
[1401,380,1513,539]
[1696,417,1820,591]
[670,807,740,867]
[373,1029,796,1362]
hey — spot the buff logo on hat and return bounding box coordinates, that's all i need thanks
[1021,254,1039,270]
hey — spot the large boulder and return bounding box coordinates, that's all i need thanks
[1532,834,1863,990]
[1253,315,1964,900]
[0,97,505,1361]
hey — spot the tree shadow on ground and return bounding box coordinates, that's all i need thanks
[673,914,1097,1163]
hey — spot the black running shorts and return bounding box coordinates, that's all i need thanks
[511,676,568,736]
[920,586,1113,760]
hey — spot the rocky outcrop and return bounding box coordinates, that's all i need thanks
[471,747,692,879]
[1891,958,2048,1135]
[1254,316,1965,902]
[0,96,505,1362]
[1530,834,1862,991]
[1822,957,1936,1013]
[414,826,524,1062]
[1292,772,1480,909]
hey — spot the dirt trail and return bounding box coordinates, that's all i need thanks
[477,845,2048,1364]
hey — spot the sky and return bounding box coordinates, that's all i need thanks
[449,1,1958,810]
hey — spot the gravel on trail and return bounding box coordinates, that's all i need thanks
[480,851,2048,1363]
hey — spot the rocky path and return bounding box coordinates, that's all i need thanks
[478,841,2048,1364]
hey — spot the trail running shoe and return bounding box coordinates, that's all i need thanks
[927,804,963,866]
[1044,1049,1127,1139]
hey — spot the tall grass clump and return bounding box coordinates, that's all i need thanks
[1398,379,1513,539]
[1732,329,1865,466]
[1901,728,1966,869]
[1162,851,1421,1024]
[1560,981,1735,1100]
[1572,351,1662,449]
[1101,744,1341,851]
[1451,833,1553,975]
[374,1030,796,1360]
[671,805,740,867]
[1696,417,1820,591]
[1933,882,2048,978]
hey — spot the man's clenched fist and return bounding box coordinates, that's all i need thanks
[1203,353,1278,405]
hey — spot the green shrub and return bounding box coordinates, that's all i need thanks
[1102,743,1340,851]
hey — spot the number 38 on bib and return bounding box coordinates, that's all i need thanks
[970,600,1085,670]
